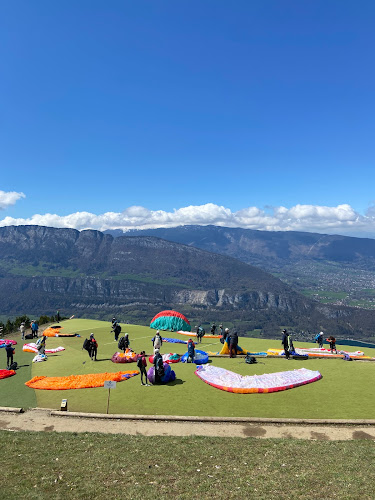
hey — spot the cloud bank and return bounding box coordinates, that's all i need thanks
[0,190,25,210]
[1,202,375,237]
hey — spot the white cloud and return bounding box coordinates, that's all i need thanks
[0,190,25,210]
[1,202,375,237]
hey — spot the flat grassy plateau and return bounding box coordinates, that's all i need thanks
[1,318,375,419]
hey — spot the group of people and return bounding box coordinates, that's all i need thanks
[282,329,338,359]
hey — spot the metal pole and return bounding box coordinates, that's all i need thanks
[106,388,111,414]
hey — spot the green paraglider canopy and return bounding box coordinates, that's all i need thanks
[150,310,191,332]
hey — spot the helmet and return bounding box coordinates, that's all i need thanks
[225,328,229,333]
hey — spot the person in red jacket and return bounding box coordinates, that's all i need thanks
[137,351,150,386]
[326,336,337,354]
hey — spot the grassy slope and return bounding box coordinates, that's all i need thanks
[1,431,375,500]
[1,318,375,419]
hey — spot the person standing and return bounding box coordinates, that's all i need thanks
[123,333,130,350]
[327,336,337,354]
[31,320,39,339]
[153,348,164,384]
[211,323,217,335]
[20,322,26,340]
[113,322,121,341]
[187,339,195,363]
[314,332,324,349]
[5,343,15,369]
[282,329,290,359]
[56,311,61,323]
[137,351,150,386]
[153,330,163,354]
[89,333,98,360]
[229,330,238,358]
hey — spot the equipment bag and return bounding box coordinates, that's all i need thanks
[83,339,91,352]
[25,333,33,340]
[9,362,18,371]
[245,354,257,364]
[118,337,125,350]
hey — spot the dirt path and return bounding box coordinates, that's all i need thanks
[1,408,375,440]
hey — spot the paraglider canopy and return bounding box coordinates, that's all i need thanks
[150,310,191,332]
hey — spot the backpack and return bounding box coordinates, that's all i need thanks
[83,339,91,352]
[118,337,125,350]
[245,354,257,364]
[156,357,164,377]
[136,357,143,369]
[9,361,18,371]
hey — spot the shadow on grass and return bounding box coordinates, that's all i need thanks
[167,378,185,386]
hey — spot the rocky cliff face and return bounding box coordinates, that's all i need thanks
[1,225,374,338]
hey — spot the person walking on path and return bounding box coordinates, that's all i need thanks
[88,333,98,360]
[282,329,291,359]
[137,351,150,386]
[5,343,15,369]
[229,330,238,358]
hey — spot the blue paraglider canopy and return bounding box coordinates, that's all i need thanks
[181,349,209,365]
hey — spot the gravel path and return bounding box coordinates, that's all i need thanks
[1,408,375,440]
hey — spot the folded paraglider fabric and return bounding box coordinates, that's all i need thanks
[0,339,17,348]
[181,349,209,364]
[0,369,16,379]
[147,364,176,385]
[111,350,138,363]
[195,365,322,393]
[33,354,47,363]
[149,353,181,364]
[23,343,65,354]
[162,337,192,345]
[178,331,222,339]
[43,327,78,337]
[25,370,139,390]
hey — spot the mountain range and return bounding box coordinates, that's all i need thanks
[107,225,375,308]
[1,225,375,340]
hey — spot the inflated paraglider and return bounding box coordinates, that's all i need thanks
[150,310,191,332]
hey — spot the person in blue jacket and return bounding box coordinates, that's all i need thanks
[314,332,324,349]
[187,339,195,363]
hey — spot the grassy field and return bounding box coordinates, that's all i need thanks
[1,318,375,419]
[1,430,375,499]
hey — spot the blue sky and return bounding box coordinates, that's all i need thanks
[1,1,375,236]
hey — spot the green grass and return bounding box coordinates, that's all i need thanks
[1,431,375,499]
[1,318,375,419]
